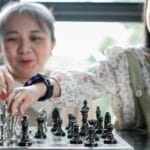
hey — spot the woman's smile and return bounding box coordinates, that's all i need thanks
[19,59,34,67]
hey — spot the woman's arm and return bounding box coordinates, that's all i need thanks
[50,58,118,107]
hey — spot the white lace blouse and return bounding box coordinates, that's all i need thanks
[51,46,150,127]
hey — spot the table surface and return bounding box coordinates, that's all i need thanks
[118,130,149,150]
[0,127,149,150]
[0,127,134,150]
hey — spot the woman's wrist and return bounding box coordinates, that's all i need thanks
[49,78,61,98]
[32,82,47,99]
[24,73,53,101]
[33,78,61,99]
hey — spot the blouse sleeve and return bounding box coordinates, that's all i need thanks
[50,46,127,108]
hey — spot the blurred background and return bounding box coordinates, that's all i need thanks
[0,0,144,119]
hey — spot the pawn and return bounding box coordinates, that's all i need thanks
[67,117,76,139]
[34,117,46,139]
[104,123,117,144]
[88,119,99,141]
[18,115,32,146]
[54,118,65,136]
[70,123,82,144]
[84,126,98,147]
[96,117,103,134]
[66,114,74,130]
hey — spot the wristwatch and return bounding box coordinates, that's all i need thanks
[24,72,53,101]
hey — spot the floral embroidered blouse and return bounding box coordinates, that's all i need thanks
[51,46,150,127]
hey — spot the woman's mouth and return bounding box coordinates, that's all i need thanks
[20,60,34,67]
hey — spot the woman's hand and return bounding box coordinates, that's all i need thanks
[7,83,46,116]
[0,66,14,101]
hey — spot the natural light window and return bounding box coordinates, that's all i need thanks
[53,22,143,61]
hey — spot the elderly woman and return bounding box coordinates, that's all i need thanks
[0,2,96,126]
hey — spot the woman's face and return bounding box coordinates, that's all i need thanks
[3,14,55,80]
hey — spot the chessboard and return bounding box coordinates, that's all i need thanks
[0,127,133,150]
[0,100,134,150]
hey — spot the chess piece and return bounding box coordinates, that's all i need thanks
[104,123,117,144]
[84,126,98,147]
[96,106,101,122]
[35,117,46,139]
[51,108,60,132]
[18,115,32,146]
[80,100,89,136]
[96,106,103,134]
[0,118,7,146]
[0,104,8,146]
[104,112,111,129]
[38,107,48,132]
[101,112,111,138]
[7,114,20,144]
[67,116,76,138]
[0,104,20,145]
[66,114,74,130]
[88,119,99,141]
[70,123,82,144]
[54,118,65,136]
[96,116,103,134]
[0,104,8,123]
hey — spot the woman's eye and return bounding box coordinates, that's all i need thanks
[5,37,18,42]
[31,36,42,42]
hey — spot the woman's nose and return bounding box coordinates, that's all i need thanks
[18,40,31,54]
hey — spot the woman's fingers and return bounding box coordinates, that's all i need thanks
[4,70,15,96]
[0,67,14,100]
[7,87,38,116]
[19,98,33,115]
[0,71,7,95]
[0,89,8,101]
[7,89,26,116]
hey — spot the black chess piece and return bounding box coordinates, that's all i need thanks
[54,118,65,136]
[96,106,101,120]
[104,112,111,129]
[88,119,99,141]
[70,123,82,144]
[80,100,89,136]
[96,116,103,134]
[66,114,74,130]
[67,117,76,138]
[34,117,46,139]
[18,115,32,146]
[96,106,103,134]
[101,112,111,138]
[51,108,60,132]
[88,119,98,128]
[84,126,98,147]
[104,123,117,144]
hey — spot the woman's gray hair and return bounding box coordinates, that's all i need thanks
[0,2,56,42]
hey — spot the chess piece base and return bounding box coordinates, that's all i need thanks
[84,142,98,147]
[70,139,82,144]
[35,133,46,139]
[18,139,32,146]
[104,139,117,144]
